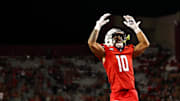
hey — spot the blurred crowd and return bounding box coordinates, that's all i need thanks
[134,43,180,101]
[0,43,179,101]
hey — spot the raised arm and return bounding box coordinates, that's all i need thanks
[88,13,111,58]
[123,15,150,58]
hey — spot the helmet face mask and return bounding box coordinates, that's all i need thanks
[104,28,127,50]
[112,32,125,41]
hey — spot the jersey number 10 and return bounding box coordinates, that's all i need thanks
[115,55,129,72]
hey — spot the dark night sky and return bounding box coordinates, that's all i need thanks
[1,1,180,45]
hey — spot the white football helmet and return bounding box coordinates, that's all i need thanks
[104,28,125,46]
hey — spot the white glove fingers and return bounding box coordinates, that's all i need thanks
[123,15,135,22]
[137,21,141,26]
[94,13,111,31]
[123,21,129,26]
[123,16,130,22]
[102,13,111,18]
[123,15,130,19]
[102,19,110,25]
[123,15,128,20]
[100,13,111,21]
[125,15,133,19]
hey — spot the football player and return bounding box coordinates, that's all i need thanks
[88,13,150,101]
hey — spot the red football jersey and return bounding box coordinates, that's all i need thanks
[99,44,135,93]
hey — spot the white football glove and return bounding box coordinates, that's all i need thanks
[94,13,111,31]
[123,15,141,34]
